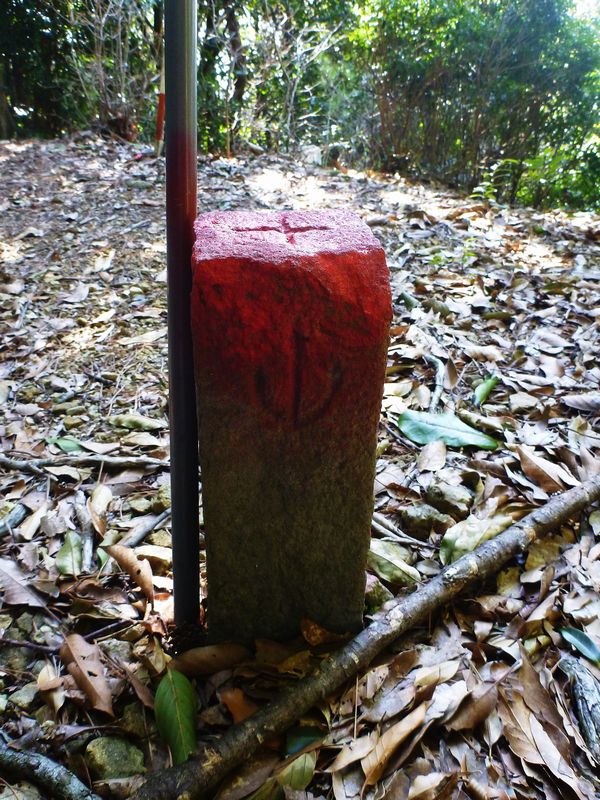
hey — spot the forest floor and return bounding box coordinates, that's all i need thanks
[1,135,600,800]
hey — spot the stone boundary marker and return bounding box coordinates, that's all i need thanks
[191,209,392,642]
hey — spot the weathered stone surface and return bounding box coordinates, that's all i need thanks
[85,737,145,779]
[192,209,392,642]
[0,647,28,673]
[8,682,38,710]
[121,702,148,738]
[146,529,172,548]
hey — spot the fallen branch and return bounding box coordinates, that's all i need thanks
[0,621,133,654]
[119,508,172,547]
[0,739,100,800]
[559,655,600,762]
[0,455,47,477]
[132,475,600,800]
[0,453,168,477]
[119,508,205,548]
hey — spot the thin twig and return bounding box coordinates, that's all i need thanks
[424,354,445,412]
[0,639,57,654]
[86,619,134,642]
[74,490,95,573]
[0,621,134,655]
[371,515,428,548]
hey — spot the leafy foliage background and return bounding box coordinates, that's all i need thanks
[1,0,598,208]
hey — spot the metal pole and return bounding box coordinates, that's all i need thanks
[165,0,199,625]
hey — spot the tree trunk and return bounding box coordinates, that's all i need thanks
[0,62,14,139]
[198,1,223,149]
[224,0,247,107]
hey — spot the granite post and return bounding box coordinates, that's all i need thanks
[191,209,392,642]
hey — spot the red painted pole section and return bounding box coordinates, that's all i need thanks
[191,209,392,643]
[165,0,199,626]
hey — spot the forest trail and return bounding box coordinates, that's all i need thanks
[1,136,600,799]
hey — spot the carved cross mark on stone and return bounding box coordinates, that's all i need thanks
[255,329,342,428]
[191,209,392,643]
[229,218,335,248]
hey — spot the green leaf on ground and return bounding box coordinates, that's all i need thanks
[247,779,281,800]
[56,530,83,576]
[277,752,317,790]
[155,670,197,765]
[440,512,516,564]
[560,627,600,664]
[400,291,419,310]
[368,539,420,587]
[397,410,498,450]
[47,435,83,453]
[473,374,499,406]
[108,413,166,431]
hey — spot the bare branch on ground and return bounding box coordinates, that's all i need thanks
[132,475,600,800]
[119,508,172,547]
[0,739,100,800]
[0,454,168,477]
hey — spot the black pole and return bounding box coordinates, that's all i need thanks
[165,0,199,625]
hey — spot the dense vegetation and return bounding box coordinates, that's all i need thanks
[1,0,599,209]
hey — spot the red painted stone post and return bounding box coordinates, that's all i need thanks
[191,209,392,642]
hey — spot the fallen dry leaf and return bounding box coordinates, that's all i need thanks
[60,633,113,716]
[87,484,113,536]
[361,702,429,786]
[327,737,376,773]
[408,772,457,800]
[169,644,250,676]
[516,445,579,494]
[301,618,349,646]
[563,392,600,413]
[445,680,499,731]
[220,687,259,724]
[0,558,47,607]
[412,661,459,691]
[37,663,65,714]
[215,753,279,800]
[17,502,48,541]
[464,344,504,362]
[417,440,447,472]
[107,544,154,601]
